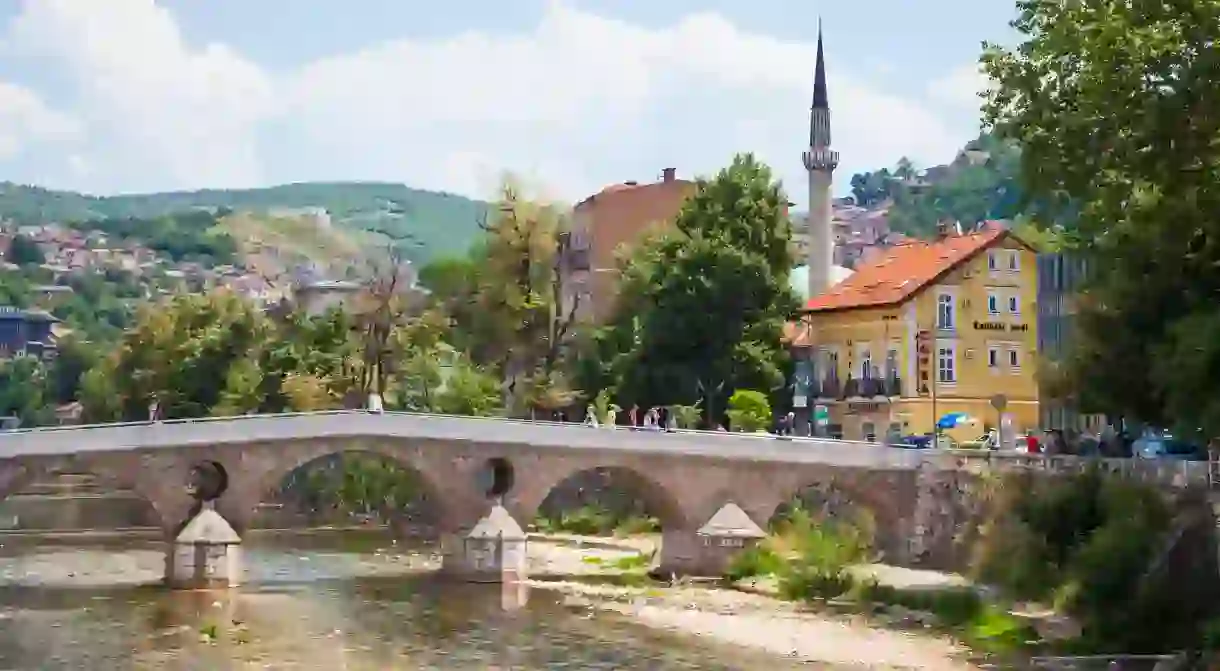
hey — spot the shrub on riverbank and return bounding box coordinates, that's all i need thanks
[727,505,1034,656]
[534,504,660,537]
[970,468,1220,654]
[727,507,870,599]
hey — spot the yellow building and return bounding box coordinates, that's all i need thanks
[789,224,1039,442]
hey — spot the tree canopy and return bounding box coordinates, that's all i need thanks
[982,0,1220,436]
[588,154,797,424]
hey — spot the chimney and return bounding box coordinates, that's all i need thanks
[662,168,676,183]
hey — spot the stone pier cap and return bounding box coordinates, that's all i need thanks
[697,502,766,540]
[468,505,526,541]
[176,503,241,545]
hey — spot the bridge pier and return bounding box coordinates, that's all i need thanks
[164,502,243,589]
[438,504,529,584]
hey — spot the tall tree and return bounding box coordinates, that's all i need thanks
[982,0,1220,434]
[471,179,580,415]
[353,246,416,397]
[605,154,797,424]
[80,294,360,421]
[5,235,43,266]
[0,357,53,426]
[81,292,271,421]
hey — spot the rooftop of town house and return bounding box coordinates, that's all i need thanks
[0,307,58,322]
[574,168,692,209]
[802,223,1021,313]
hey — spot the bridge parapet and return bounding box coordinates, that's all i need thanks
[924,449,1210,489]
[0,410,917,469]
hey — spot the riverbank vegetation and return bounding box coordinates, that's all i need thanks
[727,469,1220,660]
[275,453,431,526]
[533,504,660,537]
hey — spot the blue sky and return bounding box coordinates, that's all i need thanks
[0,0,1016,205]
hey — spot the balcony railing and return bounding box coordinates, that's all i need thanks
[883,376,902,397]
[816,376,841,400]
[858,377,882,398]
[843,376,859,399]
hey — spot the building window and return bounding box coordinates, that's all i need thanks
[936,294,955,329]
[1008,251,1020,271]
[885,348,898,378]
[825,349,839,379]
[987,291,999,315]
[988,252,997,271]
[860,349,872,378]
[1008,294,1020,314]
[937,346,956,383]
[988,346,999,368]
[1009,348,1020,369]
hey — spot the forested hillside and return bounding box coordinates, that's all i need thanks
[0,181,487,263]
[850,133,1027,238]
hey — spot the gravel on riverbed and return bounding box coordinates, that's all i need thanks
[537,580,981,670]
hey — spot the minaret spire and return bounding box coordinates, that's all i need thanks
[809,21,832,149]
[802,19,839,299]
[813,22,829,110]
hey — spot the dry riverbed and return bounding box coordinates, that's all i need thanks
[531,534,982,670]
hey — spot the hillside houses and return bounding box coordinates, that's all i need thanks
[0,222,287,307]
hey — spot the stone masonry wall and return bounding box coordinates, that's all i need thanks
[905,464,988,571]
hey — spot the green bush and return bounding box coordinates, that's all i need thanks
[534,504,659,537]
[726,544,784,581]
[969,466,1218,653]
[726,389,771,432]
[614,514,661,536]
[772,507,872,600]
[853,581,1035,654]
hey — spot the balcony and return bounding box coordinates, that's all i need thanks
[816,376,841,400]
[883,376,903,398]
[843,376,860,399]
[858,377,885,399]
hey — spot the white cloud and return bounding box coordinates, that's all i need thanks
[5,0,273,192]
[0,81,80,161]
[1,0,982,204]
[927,63,991,115]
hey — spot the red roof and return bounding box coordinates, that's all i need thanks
[803,226,1013,313]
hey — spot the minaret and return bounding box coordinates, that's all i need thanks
[802,23,839,299]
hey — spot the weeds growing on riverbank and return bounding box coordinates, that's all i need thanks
[726,505,1035,657]
[970,468,1220,655]
[534,505,660,537]
[729,468,1220,660]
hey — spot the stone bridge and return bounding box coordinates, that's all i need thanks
[0,411,1207,581]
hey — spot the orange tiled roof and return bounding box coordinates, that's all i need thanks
[803,226,1010,313]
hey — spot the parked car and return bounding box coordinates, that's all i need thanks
[892,434,957,450]
[1133,434,1205,461]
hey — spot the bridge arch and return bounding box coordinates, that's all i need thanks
[221,441,452,535]
[0,459,165,532]
[770,478,878,530]
[515,464,688,533]
[766,473,910,560]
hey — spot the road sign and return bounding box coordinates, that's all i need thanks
[814,404,830,427]
[990,394,1008,412]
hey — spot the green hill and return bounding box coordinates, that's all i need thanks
[849,133,1025,238]
[0,181,488,263]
